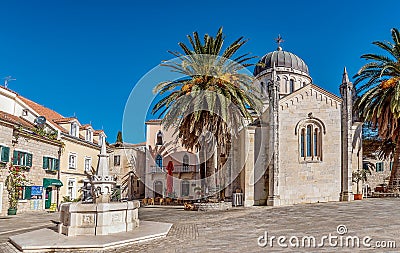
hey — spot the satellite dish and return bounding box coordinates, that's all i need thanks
[35,116,46,126]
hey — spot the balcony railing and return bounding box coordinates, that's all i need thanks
[150,165,197,173]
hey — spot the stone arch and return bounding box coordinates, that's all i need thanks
[281,75,289,93]
[295,116,326,135]
[296,117,325,162]
[154,180,163,197]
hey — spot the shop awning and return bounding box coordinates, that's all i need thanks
[43,178,63,188]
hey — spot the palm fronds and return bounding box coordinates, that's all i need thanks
[152,27,262,153]
[354,28,400,190]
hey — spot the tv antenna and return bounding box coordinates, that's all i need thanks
[3,76,16,88]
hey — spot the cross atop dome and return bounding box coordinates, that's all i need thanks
[275,34,284,51]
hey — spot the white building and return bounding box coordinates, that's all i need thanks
[144,45,363,206]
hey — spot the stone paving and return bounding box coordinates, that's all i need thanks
[1,199,400,252]
[0,212,59,243]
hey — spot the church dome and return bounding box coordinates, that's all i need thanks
[253,48,309,76]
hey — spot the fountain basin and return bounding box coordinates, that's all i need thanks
[59,200,140,236]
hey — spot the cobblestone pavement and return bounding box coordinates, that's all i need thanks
[1,199,400,252]
[0,212,59,243]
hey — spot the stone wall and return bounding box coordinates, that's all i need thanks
[277,86,342,205]
[361,158,391,194]
[109,145,146,199]
[253,112,270,205]
[194,201,232,211]
[0,122,14,215]
[0,123,61,215]
[145,121,201,199]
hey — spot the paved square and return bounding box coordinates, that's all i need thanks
[1,199,399,252]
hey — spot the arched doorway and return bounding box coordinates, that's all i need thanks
[154,180,163,198]
[181,180,190,197]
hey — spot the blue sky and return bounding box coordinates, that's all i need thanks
[0,0,398,143]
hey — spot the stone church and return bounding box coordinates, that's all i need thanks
[145,45,362,207]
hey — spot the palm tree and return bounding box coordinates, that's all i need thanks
[152,27,263,197]
[153,27,262,150]
[354,28,400,190]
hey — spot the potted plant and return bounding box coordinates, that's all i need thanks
[5,163,29,215]
[352,166,371,200]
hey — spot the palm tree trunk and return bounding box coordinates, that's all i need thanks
[389,138,400,191]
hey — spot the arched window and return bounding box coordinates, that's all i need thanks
[181,181,189,196]
[300,129,305,157]
[290,79,295,93]
[156,130,163,145]
[70,122,78,137]
[314,128,319,156]
[183,154,189,172]
[285,79,289,93]
[297,118,324,161]
[156,154,163,168]
[306,125,312,157]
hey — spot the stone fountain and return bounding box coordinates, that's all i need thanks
[58,142,140,236]
[8,142,171,252]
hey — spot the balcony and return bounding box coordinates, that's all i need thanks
[150,165,197,173]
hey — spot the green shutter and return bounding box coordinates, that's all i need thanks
[26,153,33,167]
[54,159,60,171]
[13,150,18,165]
[24,186,32,200]
[43,157,48,170]
[1,146,9,162]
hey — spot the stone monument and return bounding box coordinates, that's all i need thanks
[58,142,140,236]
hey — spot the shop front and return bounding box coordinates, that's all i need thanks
[43,178,63,211]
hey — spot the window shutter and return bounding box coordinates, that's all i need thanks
[13,150,18,165]
[27,153,33,167]
[43,157,48,170]
[24,186,32,200]
[1,146,10,162]
[55,159,60,171]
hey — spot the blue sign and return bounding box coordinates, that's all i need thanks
[31,186,43,196]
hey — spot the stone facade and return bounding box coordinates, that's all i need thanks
[277,86,342,205]
[361,158,392,194]
[143,47,363,207]
[109,143,146,199]
[145,120,202,199]
[0,119,62,215]
[0,121,14,215]
[0,85,108,205]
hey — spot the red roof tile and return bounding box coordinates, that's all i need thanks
[52,117,77,123]
[93,130,104,135]
[14,91,106,139]
[79,124,92,130]
[0,110,35,129]
[18,96,67,132]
